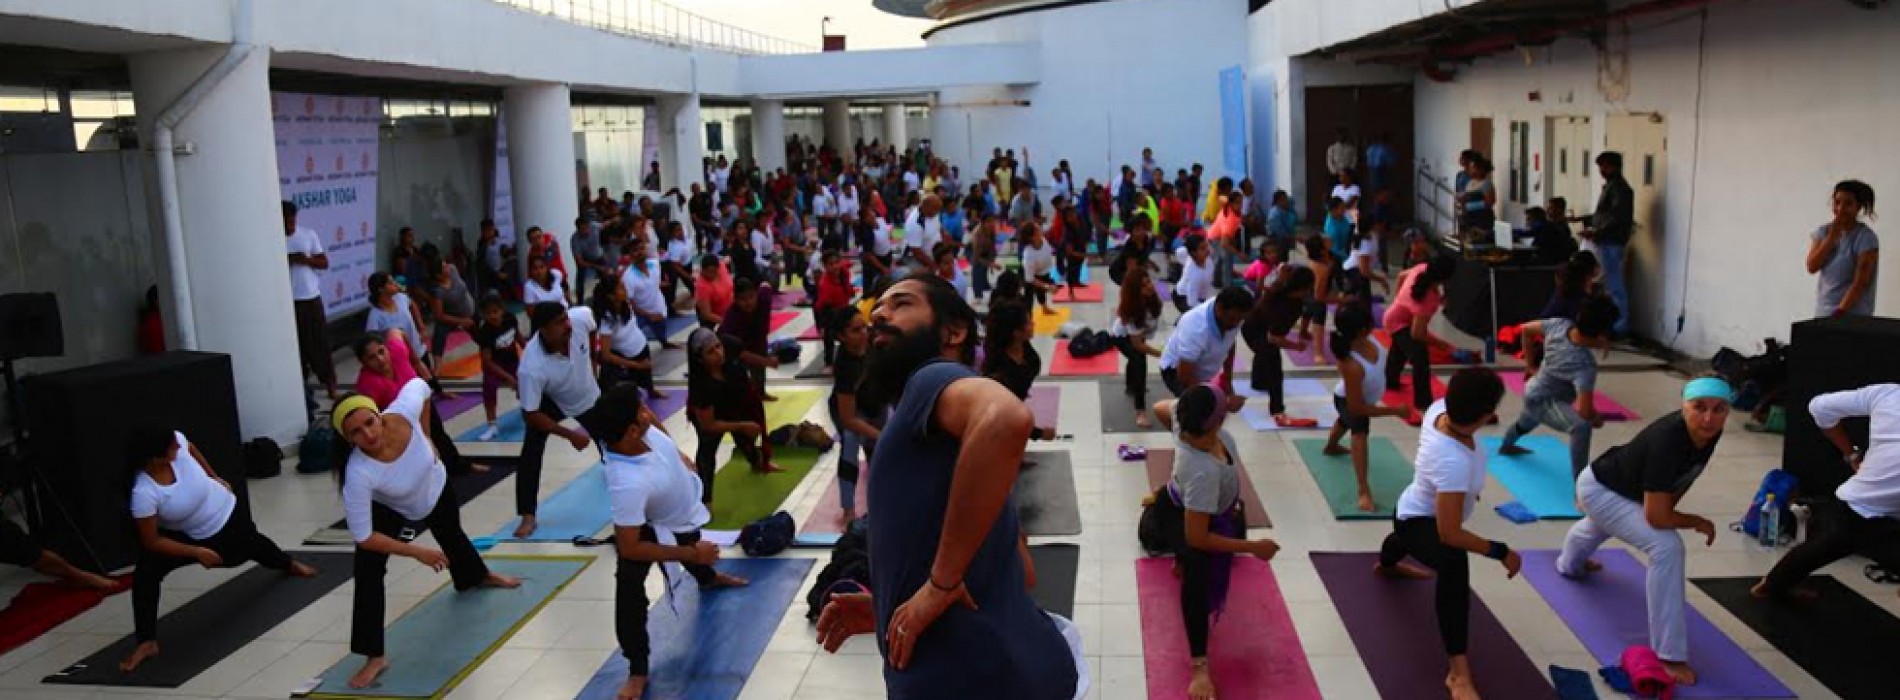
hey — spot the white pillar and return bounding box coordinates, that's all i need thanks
[657,92,705,195]
[503,83,578,281]
[750,99,786,173]
[823,99,851,151]
[883,104,908,151]
[129,47,304,444]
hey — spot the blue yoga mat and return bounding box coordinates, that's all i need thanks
[456,409,526,443]
[661,314,698,341]
[310,556,591,698]
[1050,263,1091,284]
[490,463,611,542]
[574,557,816,700]
[1480,436,1582,519]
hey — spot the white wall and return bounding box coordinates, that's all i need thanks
[739,43,1040,98]
[928,0,1249,184]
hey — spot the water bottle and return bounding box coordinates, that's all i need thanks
[1758,494,1780,547]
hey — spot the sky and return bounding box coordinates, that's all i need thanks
[685,0,934,51]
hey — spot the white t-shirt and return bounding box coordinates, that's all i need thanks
[662,239,694,267]
[750,229,773,268]
[621,262,668,318]
[913,216,943,258]
[1022,241,1056,278]
[1342,236,1380,272]
[839,191,861,219]
[1178,255,1216,308]
[129,431,237,541]
[1811,384,1900,518]
[525,269,567,307]
[1109,313,1158,340]
[814,191,836,219]
[286,227,326,302]
[712,167,731,194]
[342,379,448,542]
[869,220,895,257]
[600,312,650,358]
[1331,183,1363,205]
[1160,299,1238,375]
[903,170,921,193]
[606,427,710,532]
[1395,400,1487,521]
[520,307,601,417]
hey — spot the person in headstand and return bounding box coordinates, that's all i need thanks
[333,378,520,688]
[1321,304,1411,512]
[1496,295,1619,476]
[1375,367,1518,700]
[828,308,882,524]
[1754,383,1900,600]
[1556,375,1731,687]
[118,427,318,671]
[515,302,605,539]
[1152,386,1281,700]
[596,384,748,700]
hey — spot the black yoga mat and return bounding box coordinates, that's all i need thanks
[1694,575,1900,700]
[1098,378,1171,433]
[1028,544,1080,619]
[303,460,517,545]
[44,550,355,687]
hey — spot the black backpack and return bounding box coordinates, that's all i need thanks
[298,420,338,474]
[739,511,796,557]
[243,437,282,479]
[806,518,872,620]
[1067,329,1111,358]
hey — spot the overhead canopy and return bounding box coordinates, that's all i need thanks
[1311,0,1636,66]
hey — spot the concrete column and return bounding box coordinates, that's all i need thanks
[823,99,851,151]
[129,47,304,444]
[750,99,786,173]
[503,83,578,281]
[882,104,908,151]
[657,92,705,194]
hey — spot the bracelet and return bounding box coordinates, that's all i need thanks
[1485,540,1511,561]
[928,577,960,593]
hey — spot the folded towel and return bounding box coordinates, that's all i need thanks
[1598,666,1632,693]
[1495,501,1538,524]
[1549,665,1599,700]
[1620,645,1676,700]
[1117,444,1148,462]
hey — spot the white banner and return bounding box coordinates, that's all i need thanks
[273,91,382,318]
[492,111,516,246]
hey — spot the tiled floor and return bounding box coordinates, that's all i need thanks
[2,269,1894,700]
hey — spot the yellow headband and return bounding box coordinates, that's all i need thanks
[332,395,380,434]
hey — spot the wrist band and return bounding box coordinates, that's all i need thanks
[1485,541,1510,561]
[929,577,959,593]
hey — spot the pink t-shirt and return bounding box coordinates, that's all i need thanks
[1383,263,1443,334]
[356,333,419,408]
[1243,260,1282,288]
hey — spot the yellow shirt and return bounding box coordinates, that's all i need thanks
[993,168,1014,202]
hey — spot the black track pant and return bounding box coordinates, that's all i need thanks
[352,480,489,658]
[1378,516,1471,656]
[134,516,291,641]
[616,526,718,677]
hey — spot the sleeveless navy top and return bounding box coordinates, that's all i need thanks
[867,360,1077,699]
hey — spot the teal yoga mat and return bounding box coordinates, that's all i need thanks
[1291,437,1413,520]
[489,463,611,542]
[309,555,591,699]
[1480,436,1582,519]
[574,557,815,700]
[455,409,526,443]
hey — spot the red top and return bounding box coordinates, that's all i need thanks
[137,309,166,355]
[1161,198,1193,227]
[699,260,735,319]
[816,270,855,312]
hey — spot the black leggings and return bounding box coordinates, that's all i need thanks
[1030,273,1054,308]
[352,480,489,658]
[1378,517,1471,656]
[425,399,471,476]
[1245,333,1288,416]
[692,419,766,505]
[519,397,604,516]
[617,526,717,677]
[1761,498,1900,596]
[1384,327,1434,412]
[1178,541,1214,658]
[600,349,657,394]
[1114,337,1149,411]
[134,516,292,641]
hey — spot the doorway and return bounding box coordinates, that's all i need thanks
[1302,84,1415,222]
[1605,113,1667,334]
[1469,117,1494,159]
[1544,116,1594,220]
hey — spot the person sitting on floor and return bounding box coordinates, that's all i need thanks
[0,520,114,591]
[1754,383,1900,601]
[1497,295,1620,477]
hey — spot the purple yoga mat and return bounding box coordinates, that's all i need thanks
[432,391,483,422]
[1311,552,1555,699]
[645,388,688,423]
[1518,549,1793,698]
[771,288,807,310]
[1027,385,1059,428]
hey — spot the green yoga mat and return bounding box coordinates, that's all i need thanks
[708,447,823,530]
[1292,437,1414,520]
[763,389,822,431]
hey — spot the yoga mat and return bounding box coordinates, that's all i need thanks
[794,356,833,379]
[1050,263,1092,285]
[1137,558,1323,700]
[707,447,822,530]
[432,391,483,423]
[307,555,591,699]
[1695,575,1900,700]
[1235,378,1337,430]
[1382,374,1447,411]
[1049,341,1119,376]
[490,463,613,542]
[1499,370,1640,422]
[1028,544,1080,619]
[1520,549,1794,698]
[1051,282,1104,303]
[660,313,698,340]
[44,552,353,688]
[1033,306,1073,336]
[1291,437,1413,520]
[763,388,822,431]
[795,324,823,341]
[1018,451,1083,536]
[1099,378,1170,433]
[574,557,814,700]
[1312,552,1554,699]
[306,460,521,546]
[1144,448,1270,528]
[1479,436,1582,519]
[455,409,526,443]
[443,330,471,355]
[1027,385,1060,427]
[1282,337,1335,368]
[652,347,688,378]
[768,310,798,334]
[646,388,688,422]
[1373,330,1479,366]
[800,473,868,537]
[437,352,481,380]
[0,575,129,659]
[770,288,807,310]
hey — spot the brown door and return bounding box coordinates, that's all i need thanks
[1302,84,1415,222]
[1470,118,1494,159]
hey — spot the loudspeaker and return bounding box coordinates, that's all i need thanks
[0,293,63,360]
[21,351,244,572]
[1784,316,1900,496]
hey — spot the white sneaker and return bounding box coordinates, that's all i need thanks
[479,424,499,441]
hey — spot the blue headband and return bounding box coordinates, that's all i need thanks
[1682,377,1734,403]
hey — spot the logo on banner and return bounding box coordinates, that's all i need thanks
[334,226,346,245]
[360,221,370,240]
[334,154,345,173]
[305,156,315,175]
[361,151,371,171]
[304,95,316,115]
[335,280,346,300]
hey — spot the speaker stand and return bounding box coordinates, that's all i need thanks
[2,358,108,573]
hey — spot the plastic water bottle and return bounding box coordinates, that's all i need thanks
[1759,494,1780,547]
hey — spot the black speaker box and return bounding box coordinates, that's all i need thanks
[20,351,245,573]
[1783,316,1900,496]
[0,292,64,360]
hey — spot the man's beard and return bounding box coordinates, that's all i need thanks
[860,321,945,412]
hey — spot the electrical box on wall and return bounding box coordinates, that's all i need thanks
[1528,91,1543,102]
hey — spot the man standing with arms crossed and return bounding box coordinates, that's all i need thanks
[284,201,337,401]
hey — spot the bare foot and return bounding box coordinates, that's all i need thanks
[1135,412,1153,429]
[649,389,669,400]
[119,640,160,672]
[288,561,319,578]
[1497,444,1532,457]
[1357,493,1378,512]
[467,463,492,474]
[1188,664,1217,700]
[754,462,785,474]
[615,675,647,700]
[1322,443,1349,457]
[841,508,857,524]
[513,515,538,539]
[70,570,119,591]
[1374,562,1434,580]
[349,657,390,689]
[702,573,749,590]
[482,572,522,589]
[1750,579,1818,600]
[762,393,779,402]
[1663,660,1698,686]
[1446,671,1482,700]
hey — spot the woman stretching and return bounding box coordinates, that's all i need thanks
[982,303,1058,443]
[1111,266,1164,429]
[827,309,882,524]
[1556,376,1731,687]
[1240,266,1319,429]
[1295,236,1339,346]
[1322,305,1411,511]
[424,253,477,370]
[120,427,317,672]
[354,329,480,475]
[685,328,776,502]
[1384,255,1460,425]
[333,379,520,688]
[470,295,523,441]
[523,255,568,308]
[1020,222,1059,315]
[592,275,663,398]
[1755,383,1900,601]
[1375,368,1517,700]
[365,272,429,368]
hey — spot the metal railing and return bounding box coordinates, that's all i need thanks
[491,0,818,55]
[1416,160,1458,240]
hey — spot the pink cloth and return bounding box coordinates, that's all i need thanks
[1382,263,1443,334]
[1620,645,1676,700]
[1208,210,1241,241]
[356,331,418,408]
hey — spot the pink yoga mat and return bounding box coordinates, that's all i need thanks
[1498,371,1640,421]
[1052,283,1104,303]
[1381,374,1447,411]
[1027,385,1059,427]
[1049,341,1120,375]
[768,311,798,333]
[1136,558,1322,700]
[802,475,869,536]
[771,289,807,310]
